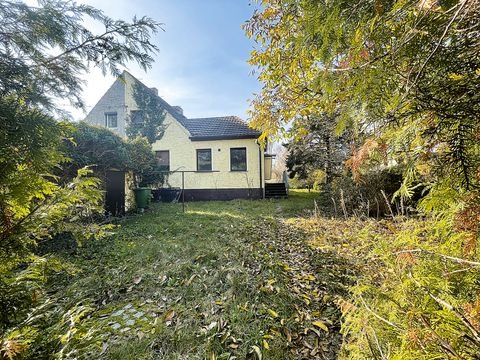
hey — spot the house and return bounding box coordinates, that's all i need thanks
[85,71,280,202]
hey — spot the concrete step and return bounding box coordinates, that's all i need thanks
[265,183,288,198]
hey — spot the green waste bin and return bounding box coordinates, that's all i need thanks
[133,187,152,209]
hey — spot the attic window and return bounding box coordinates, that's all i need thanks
[105,112,117,128]
[131,110,144,126]
[197,149,212,172]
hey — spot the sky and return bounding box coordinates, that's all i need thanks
[64,0,262,121]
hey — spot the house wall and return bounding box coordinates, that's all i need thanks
[125,171,136,211]
[152,114,263,199]
[84,72,264,201]
[124,72,143,120]
[84,77,128,137]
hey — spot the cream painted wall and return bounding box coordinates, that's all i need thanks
[84,72,146,138]
[152,114,263,190]
[86,71,264,191]
[124,72,140,115]
[84,77,128,137]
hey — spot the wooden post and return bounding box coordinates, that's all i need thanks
[182,171,185,213]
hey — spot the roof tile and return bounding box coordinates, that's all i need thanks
[124,71,260,140]
[177,116,261,140]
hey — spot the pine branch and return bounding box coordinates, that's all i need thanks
[359,295,403,331]
[412,0,469,86]
[410,274,480,346]
[419,314,465,359]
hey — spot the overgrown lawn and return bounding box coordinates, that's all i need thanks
[46,190,344,359]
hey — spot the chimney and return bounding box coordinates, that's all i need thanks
[172,106,183,115]
[150,87,158,96]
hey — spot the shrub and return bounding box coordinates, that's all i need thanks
[327,168,421,218]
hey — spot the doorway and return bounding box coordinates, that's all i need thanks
[105,170,125,215]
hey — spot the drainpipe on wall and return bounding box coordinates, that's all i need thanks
[257,140,264,199]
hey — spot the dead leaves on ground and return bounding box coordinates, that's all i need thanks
[163,309,175,326]
[89,213,353,358]
[239,217,346,359]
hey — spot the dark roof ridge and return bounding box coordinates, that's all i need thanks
[187,116,252,126]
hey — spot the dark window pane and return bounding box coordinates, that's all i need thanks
[230,148,247,171]
[131,110,144,125]
[155,150,169,171]
[197,149,212,171]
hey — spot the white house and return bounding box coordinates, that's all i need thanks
[85,71,281,202]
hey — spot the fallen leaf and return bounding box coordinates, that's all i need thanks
[251,345,262,359]
[308,327,321,338]
[206,321,217,331]
[185,274,197,286]
[303,340,313,350]
[312,320,329,332]
[164,309,175,325]
[267,309,279,318]
[99,342,108,355]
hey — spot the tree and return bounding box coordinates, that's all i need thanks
[63,122,158,182]
[0,0,162,258]
[126,82,167,144]
[0,0,161,111]
[0,0,162,263]
[244,0,480,196]
[1,97,72,268]
[0,0,161,354]
[285,113,352,184]
[0,98,104,329]
[245,1,480,357]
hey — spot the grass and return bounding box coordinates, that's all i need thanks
[46,190,344,359]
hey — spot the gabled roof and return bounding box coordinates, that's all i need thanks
[177,116,261,141]
[123,71,260,141]
[123,71,187,124]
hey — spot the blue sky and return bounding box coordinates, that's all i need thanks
[69,0,261,121]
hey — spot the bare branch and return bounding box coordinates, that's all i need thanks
[395,249,480,267]
[359,295,403,331]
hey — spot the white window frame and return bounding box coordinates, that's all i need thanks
[105,112,118,128]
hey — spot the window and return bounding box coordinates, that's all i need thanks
[130,110,144,126]
[155,150,170,171]
[197,149,212,171]
[105,112,118,128]
[230,147,247,171]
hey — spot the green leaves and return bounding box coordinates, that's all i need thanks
[126,81,167,144]
[0,0,162,111]
[312,320,329,332]
[0,0,163,356]
[246,0,480,194]
[63,122,161,187]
